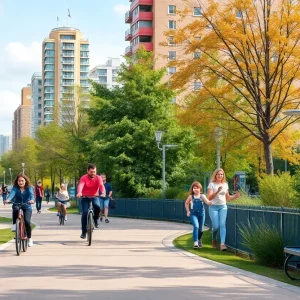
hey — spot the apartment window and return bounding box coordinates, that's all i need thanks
[168,67,176,75]
[38,96,42,101]
[194,7,202,16]
[168,20,176,29]
[168,51,176,60]
[38,88,42,93]
[168,5,176,15]
[236,10,243,18]
[80,44,89,50]
[60,35,75,40]
[38,120,41,125]
[168,36,175,46]
[194,52,201,59]
[38,112,42,117]
[38,104,42,109]
[194,82,202,90]
[98,69,107,76]
[38,80,42,85]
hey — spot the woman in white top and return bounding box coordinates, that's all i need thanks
[207,168,240,251]
[56,184,70,221]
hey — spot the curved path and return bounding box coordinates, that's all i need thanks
[0,203,300,299]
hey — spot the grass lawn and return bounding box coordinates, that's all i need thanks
[0,217,36,245]
[174,230,300,287]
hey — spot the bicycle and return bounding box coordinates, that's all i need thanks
[58,200,70,225]
[8,201,28,256]
[86,200,95,246]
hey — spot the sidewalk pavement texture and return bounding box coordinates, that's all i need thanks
[0,202,300,299]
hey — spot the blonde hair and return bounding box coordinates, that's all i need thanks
[210,168,226,183]
[60,184,66,191]
[189,181,203,195]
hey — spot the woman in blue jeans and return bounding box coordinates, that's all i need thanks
[185,181,212,248]
[207,168,240,251]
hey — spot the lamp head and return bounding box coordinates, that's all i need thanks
[155,131,163,143]
[21,163,25,167]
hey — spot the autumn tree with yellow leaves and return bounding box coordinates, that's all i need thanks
[168,0,300,174]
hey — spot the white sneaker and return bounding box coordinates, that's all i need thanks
[11,224,16,232]
[64,216,67,221]
[28,238,33,247]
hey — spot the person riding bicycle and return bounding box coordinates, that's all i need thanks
[56,184,70,221]
[76,163,105,239]
[5,174,35,247]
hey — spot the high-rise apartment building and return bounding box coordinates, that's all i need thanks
[12,86,32,147]
[125,0,200,102]
[0,135,11,156]
[89,58,121,89]
[31,72,42,137]
[42,27,89,125]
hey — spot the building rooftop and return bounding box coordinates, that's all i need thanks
[51,26,79,32]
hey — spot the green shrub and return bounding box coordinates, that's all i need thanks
[165,187,185,199]
[232,194,262,206]
[176,190,189,200]
[69,199,78,209]
[239,220,284,267]
[258,172,298,207]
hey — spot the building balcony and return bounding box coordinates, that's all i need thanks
[132,27,153,39]
[62,60,74,64]
[132,11,153,23]
[62,46,74,50]
[125,10,132,23]
[61,52,74,57]
[125,29,132,41]
[132,42,153,53]
[62,75,74,79]
[125,46,132,56]
[61,68,74,72]
[130,0,153,11]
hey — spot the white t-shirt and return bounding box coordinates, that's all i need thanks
[56,190,69,201]
[207,182,229,205]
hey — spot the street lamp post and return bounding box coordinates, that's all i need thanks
[9,168,12,185]
[3,170,5,185]
[155,131,178,199]
[21,162,25,175]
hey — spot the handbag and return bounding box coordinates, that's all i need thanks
[109,199,116,209]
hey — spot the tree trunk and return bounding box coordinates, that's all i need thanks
[262,136,274,175]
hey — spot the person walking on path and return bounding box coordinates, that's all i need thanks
[185,181,212,249]
[56,184,70,221]
[76,163,106,239]
[34,180,44,213]
[45,186,51,203]
[207,168,240,251]
[99,174,112,223]
[1,183,8,205]
[5,174,35,247]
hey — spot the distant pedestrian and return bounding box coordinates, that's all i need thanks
[35,180,44,213]
[2,183,8,204]
[99,174,112,223]
[45,186,51,203]
[185,181,212,249]
[207,168,240,251]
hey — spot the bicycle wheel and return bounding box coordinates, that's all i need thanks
[284,254,300,280]
[15,219,22,256]
[87,211,93,246]
[21,220,27,252]
[59,206,64,225]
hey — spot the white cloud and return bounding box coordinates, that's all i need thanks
[113,4,129,15]
[5,42,42,64]
[0,91,20,133]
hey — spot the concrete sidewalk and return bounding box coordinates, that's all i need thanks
[0,202,300,299]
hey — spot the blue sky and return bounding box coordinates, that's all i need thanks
[0,0,130,134]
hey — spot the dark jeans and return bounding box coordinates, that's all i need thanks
[12,205,32,238]
[36,196,42,211]
[2,194,7,202]
[46,196,50,202]
[81,197,100,234]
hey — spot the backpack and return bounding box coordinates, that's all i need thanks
[2,186,7,194]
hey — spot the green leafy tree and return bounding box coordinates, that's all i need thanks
[87,48,197,197]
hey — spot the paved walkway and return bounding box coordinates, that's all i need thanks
[0,202,300,299]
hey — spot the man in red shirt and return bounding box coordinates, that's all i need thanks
[77,163,106,239]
